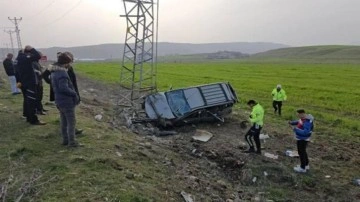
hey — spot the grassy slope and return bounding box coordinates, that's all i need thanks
[250,45,360,63]
[158,45,360,63]
[0,82,173,201]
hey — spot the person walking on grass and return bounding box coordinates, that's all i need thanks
[288,109,314,173]
[2,53,21,95]
[272,84,287,116]
[244,100,264,154]
[51,52,80,147]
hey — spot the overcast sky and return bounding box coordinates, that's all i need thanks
[0,0,360,48]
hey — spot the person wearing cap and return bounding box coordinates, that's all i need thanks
[271,84,287,116]
[62,51,83,135]
[244,100,264,154]
[50,52,80,147]
[43,52,83,135]
[288,109,314,173]
[2,53,21,95]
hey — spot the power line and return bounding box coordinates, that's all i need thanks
[43,0,83,27]
[26,0,57,20]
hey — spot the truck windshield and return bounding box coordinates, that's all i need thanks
[166,90,191,117]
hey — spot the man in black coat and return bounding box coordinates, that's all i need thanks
[2,53,21,95]
[16,45,46,125]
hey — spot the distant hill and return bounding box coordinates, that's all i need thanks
[0,42,288,60]
[250,45,360,63]
[206,51,249,59]
[157,51,250,62]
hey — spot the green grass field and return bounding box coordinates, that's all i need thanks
[75,60,360,137]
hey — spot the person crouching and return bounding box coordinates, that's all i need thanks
[51,53,80,147]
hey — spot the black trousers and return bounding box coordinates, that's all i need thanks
[272,101,283,115]
[36,84,44,111]
[297,140,309,169]
[24,86,39,124]
[21,87,26,117]
[49,84,55,102]
[245,125,262,152]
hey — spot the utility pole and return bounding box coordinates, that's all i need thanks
[1,43,8,57]
[8,17,23,50]
[119,0,159,105]
[5,43,10,53]
[4,29,16,55]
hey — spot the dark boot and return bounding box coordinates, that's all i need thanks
[244,147,255,153]
[62,139,68,146]
[68,141,79,147]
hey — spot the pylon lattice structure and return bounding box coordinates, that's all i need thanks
[120,0,159,106]
[4,29,15,55]
[8,17,23,51]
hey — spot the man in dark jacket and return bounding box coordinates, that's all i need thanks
[16,45,46,125]
[2,53,21,95]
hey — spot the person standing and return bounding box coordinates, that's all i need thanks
[43,51,83,135]
[16,46,46,125]
[288,109,314,173]
[271,84,287,116]
[51,53,80,147]
[63,52,80,102]
[64,52,83,135]
[32,55,47,115]
[244,100,265,154]
[14,50,27,118]
[2,53,21,95]
[43,52,62,103]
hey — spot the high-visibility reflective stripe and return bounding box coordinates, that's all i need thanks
[27,96,36,100]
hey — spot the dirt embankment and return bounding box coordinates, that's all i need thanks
[76,74,360,202]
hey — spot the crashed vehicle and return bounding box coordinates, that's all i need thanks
[142,82,238,127]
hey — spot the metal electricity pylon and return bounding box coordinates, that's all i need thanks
[4,29,16,55]
[120,0,159,105]
[8,17,23,50]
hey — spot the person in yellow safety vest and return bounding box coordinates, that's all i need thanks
[272,84,287,116]
[244,100,264,154]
